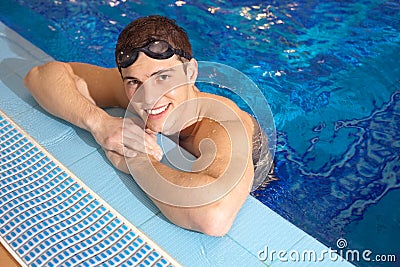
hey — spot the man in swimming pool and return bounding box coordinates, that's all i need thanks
[24,15,274,236]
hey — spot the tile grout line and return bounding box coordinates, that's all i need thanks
[227,233,271,266]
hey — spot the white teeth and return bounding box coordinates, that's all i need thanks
[146,105,168,115]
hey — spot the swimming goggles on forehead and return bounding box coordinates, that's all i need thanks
[117,40,192,70]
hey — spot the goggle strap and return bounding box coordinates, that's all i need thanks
[174,49,192,61]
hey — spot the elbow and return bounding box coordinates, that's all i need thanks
[24,61,68,94]
[194,207,235,237]
[24,65,40,93]
[201,224,231,237]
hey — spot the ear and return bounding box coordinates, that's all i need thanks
[186,58,198,84]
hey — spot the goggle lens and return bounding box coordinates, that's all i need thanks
[117,40,191,70]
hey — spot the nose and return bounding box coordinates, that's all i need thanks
[142,83,160,107]
[135,80,165,109]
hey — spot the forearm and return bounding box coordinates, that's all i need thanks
[127,155,216,187]
[126,154,253,236]
[24,61,108,132]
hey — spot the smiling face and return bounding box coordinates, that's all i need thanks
[121,52,198,134]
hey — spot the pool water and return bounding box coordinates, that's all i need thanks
[1,0,399,266]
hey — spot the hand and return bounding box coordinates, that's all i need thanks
[123,116,163,160]
[91,114,163,161]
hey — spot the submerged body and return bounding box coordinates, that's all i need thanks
[251,116,276,190]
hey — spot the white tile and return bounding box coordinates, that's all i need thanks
[229,197,307,265]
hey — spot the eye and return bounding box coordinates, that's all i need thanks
[126,79,141,87]
[157,74,169,81]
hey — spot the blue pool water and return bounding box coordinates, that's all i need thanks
[1,0,399,266]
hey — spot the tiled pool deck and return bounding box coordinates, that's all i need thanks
[0,21,353,266]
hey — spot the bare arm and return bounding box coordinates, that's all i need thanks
[68,62,129,109]
[24,61,126,131]
[107,116,254,236]
[24,61,161,158]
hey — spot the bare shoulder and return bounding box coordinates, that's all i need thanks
[198,91,239,108]
[188,92,255,179]
[197,91,254,134]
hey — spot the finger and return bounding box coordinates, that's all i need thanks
[123,124,149,147]
[144,133,158,150]
[112,142,125,156]
[123,118,146,135]
[123,129,157,152]
[148,143,163,161]
[123,146,138,158]
[122,123,163,158]
[125,116,145,129]
[122,139,160,159]
[123,120,158,147]
[122,137,148,154]
[151,146,163,159]
[145,127,158,135]
[101,140,124,156]
[104,149,118,162]
[122,133,159,156]
[100,130,125,154]
[153,150,163,161]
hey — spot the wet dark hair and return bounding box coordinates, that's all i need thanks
[115,15,193,66]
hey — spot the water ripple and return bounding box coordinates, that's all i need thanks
[256,90,400,245]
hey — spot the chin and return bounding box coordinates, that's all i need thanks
[147,119,168,134]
